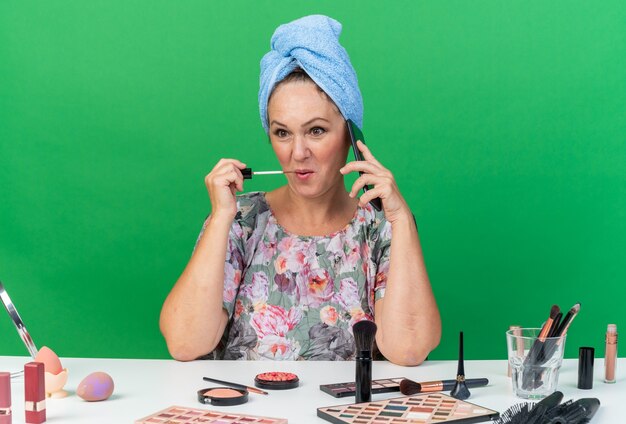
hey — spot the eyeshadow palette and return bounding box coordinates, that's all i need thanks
[135,405,288,423]
[320,378,405,398]
[317,393,499,424]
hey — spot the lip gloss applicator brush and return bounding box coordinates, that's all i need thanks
[242,168,296,179]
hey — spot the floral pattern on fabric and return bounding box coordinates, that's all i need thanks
[199,192,391,360]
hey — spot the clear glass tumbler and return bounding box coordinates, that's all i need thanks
[506,327,567,399]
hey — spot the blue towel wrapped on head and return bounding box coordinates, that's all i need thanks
[258,15,363,133]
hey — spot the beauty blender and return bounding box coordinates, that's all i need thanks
[77,372,114,402]
[34,346,68,398]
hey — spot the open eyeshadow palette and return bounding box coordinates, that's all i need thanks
[320,377,406,398]
[135,406,288,423]
[317,393,499,424]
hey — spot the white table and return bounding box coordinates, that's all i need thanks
[1,356,622,423]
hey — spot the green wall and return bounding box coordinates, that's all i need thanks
[1,1,624,361]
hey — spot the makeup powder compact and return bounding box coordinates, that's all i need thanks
[254,372,299,390]
[197,387,248,406]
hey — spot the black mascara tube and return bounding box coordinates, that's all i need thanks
[355,349,372,403]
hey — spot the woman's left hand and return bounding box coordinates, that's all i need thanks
[340,140,411,223]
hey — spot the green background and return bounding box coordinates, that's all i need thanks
[1,1,624,361]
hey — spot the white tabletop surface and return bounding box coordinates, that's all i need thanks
[0,356,622,423]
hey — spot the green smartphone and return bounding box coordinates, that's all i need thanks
[346,119,382,211]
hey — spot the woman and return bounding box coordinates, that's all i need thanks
[160,15,440,365]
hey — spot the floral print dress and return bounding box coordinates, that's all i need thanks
[198,192,391,360]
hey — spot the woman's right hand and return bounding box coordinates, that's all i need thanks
[204,158,247,219]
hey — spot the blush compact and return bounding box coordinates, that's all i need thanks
[197,387,249,406]
[254,372,299,390]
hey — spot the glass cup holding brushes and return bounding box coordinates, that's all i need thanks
[506,303,580,399]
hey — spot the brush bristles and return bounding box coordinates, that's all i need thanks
[399,379,422,395]
[549,305,560,319]
[353,320,377,354]
[493,402,533,424]
[495,393,598,424]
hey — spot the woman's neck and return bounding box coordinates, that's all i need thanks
[267,184,358,236]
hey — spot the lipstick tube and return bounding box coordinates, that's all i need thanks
[605,324,617,383]
[0,372,11,424]
[24,362,46,424]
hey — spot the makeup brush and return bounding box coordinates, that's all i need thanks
[450,331,470,400]
[535,305,562,364]
[554,303,581,338]
[544,398,600,424]
[202,377,268,395]
[242,168,295,179]
[352,320,377,403]
[542,399,575,421]
[522,305,561,389]
[548,312,563,338]
[399,377,489,395]
[493,390,564,424]
[527,302,583,390]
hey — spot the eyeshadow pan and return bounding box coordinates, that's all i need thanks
[385,405,408,411]
[380,411,404,417]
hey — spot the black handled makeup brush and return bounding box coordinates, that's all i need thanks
[450,331,471,400]
[352,320,377,403]
[522,305,561,390]
[400,377,489,395]
[545,398,600,424]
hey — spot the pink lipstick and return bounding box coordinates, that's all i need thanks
[0,372,11,424]
[24,362,45,424]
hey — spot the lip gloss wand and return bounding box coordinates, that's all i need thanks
[241,168,296,179]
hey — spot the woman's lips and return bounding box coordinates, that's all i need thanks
[294,169,314,181]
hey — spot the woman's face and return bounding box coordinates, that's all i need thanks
[267,80,349,200]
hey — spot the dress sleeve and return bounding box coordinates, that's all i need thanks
[194,215,246,319]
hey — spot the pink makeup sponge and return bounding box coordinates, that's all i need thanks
[77,372,114,402]
[34,346,63,375]
[35,346,69,397]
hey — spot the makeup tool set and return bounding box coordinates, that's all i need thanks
[519,303,580,391]
[2,272,616,423]
[317,326,498,424]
